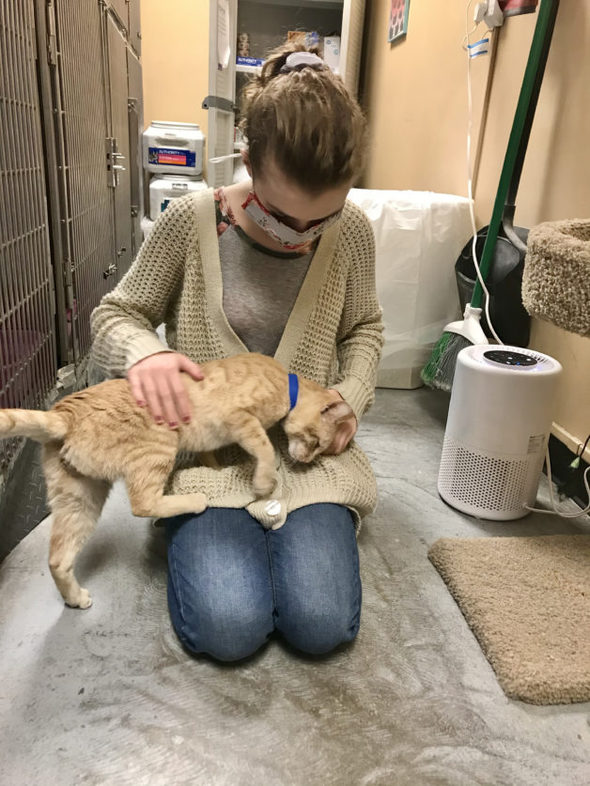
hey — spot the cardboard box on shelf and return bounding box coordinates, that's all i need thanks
[323,36,340,72]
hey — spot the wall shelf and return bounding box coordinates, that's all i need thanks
[236,63,263,74]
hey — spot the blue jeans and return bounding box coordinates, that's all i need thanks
[165,503,361,662]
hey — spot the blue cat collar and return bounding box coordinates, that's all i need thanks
[288,373,299,410]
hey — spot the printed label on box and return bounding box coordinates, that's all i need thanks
[148,147,197,168]
[236,56,265,67]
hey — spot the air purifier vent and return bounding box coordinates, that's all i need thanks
[438,436,529,512]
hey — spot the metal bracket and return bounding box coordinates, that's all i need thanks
[202,95,236,113]
[61,260,75,311]
[56,364,77,392]
[46,0,57,65]
[103,263,118,278]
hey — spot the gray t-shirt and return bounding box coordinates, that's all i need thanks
[219,224,313,356]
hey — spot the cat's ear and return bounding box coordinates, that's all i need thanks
[321,399,354,424]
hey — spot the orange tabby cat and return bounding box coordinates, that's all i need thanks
[0,353,352,608]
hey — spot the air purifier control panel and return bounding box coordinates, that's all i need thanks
[483,350,537,367]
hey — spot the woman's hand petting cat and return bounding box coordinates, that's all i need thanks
[323,390,357,455]
[127,351,204,428]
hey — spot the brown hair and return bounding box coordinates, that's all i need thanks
[240,42,368,192]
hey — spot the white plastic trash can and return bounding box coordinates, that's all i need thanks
[347,189,473,389]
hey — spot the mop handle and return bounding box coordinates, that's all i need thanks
[471,0,559,309]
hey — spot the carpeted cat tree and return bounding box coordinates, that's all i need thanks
[522,218,590,335]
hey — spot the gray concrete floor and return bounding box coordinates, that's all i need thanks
[0,388,589,786]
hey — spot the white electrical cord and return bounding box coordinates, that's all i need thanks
[461,0,479,50]
[463,1,589,519]
[526,450,590,517]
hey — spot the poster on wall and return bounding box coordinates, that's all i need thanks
[388,0,410,43]
[499,0,538,16]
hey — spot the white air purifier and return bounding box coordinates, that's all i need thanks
[438,345,562,520]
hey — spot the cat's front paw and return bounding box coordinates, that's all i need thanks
[66,587,92,609]
[189,492,208,513]
[253,470,277,499]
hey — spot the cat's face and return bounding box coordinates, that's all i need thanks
[283,397,353,463]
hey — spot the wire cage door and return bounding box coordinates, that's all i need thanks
[0,0,58,471]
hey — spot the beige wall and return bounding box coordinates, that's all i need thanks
[140,0,210,139]
[361,0,590,457]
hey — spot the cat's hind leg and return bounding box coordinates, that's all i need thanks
[43,443,111,608]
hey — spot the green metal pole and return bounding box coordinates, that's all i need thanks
[471,0,558,308]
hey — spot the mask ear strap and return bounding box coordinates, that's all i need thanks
[240,190,267,213]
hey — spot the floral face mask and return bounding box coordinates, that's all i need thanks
[241,191,342,251]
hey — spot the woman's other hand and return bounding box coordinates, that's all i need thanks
[323,390,358,455]
[127,352,204,428]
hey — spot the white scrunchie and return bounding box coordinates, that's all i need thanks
[280,52,325,73]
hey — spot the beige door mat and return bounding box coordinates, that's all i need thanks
[428,534,590,705]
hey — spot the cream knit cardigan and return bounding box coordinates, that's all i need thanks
[90,190,384,529]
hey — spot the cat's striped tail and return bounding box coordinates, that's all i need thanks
[0,409,69,442]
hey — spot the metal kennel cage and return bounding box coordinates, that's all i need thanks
[0,0,143,557]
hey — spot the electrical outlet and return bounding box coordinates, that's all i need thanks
[474,2,487,24]
[483,0,504,28]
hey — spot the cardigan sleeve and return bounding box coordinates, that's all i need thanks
[89,194,195,378]
[332,204,384,420]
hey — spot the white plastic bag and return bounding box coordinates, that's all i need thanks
[348,189,473,388]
